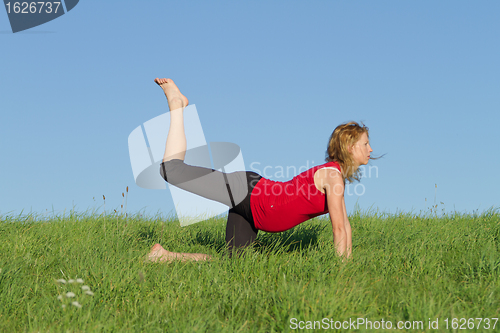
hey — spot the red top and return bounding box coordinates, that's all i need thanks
[250,161,341,232]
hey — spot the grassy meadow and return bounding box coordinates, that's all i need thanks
[0,208,499,332]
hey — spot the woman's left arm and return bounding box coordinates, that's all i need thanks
[342,197,352,257]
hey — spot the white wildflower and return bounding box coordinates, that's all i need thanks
[76,278,84,284]
[66,292,76,298]
[62,304,66,308]
[81,285,90,291]
[84,291,94,296]
[68,279,75,284]
[56,279,67,284]
[71,301,82,308]
[57,295,63,300]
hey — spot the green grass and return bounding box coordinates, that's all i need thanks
[0,209,499,332]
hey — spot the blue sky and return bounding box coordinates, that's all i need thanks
[1,0,499,220]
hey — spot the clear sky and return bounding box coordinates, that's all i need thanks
[1,0,499,220]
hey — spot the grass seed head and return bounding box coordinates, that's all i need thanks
[71,301,82,308]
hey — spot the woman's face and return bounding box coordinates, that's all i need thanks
[350,132,372,166]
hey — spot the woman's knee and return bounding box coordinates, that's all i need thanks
[225,210,258,251]
[159,159,185,184]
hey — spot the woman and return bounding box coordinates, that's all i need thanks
[148,78,373,262]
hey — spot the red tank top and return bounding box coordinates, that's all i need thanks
[250,161,341,232]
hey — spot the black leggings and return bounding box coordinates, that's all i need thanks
[160,159,262,255]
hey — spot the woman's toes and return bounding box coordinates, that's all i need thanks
[150,243,162,252]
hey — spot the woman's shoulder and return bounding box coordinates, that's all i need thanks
[312,161,343,183]
[311,161,343,193]
[298,161,341,178]
[294,161,342,180]
[316,161,341,172]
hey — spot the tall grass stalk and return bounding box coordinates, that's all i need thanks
[102,195,106,235]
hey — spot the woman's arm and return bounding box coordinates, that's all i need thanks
[320,169,349,258]
[342,197,352,258]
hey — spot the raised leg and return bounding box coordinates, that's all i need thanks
[151,78,212,263]
[154,78,189,162]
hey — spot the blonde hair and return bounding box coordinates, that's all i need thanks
[325,121,369,183]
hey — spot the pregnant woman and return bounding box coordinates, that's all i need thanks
[148,78,373,262]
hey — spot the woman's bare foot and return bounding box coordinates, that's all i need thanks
[147,243,170,262]
[154,78,189,111]
[147,243,211,263]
